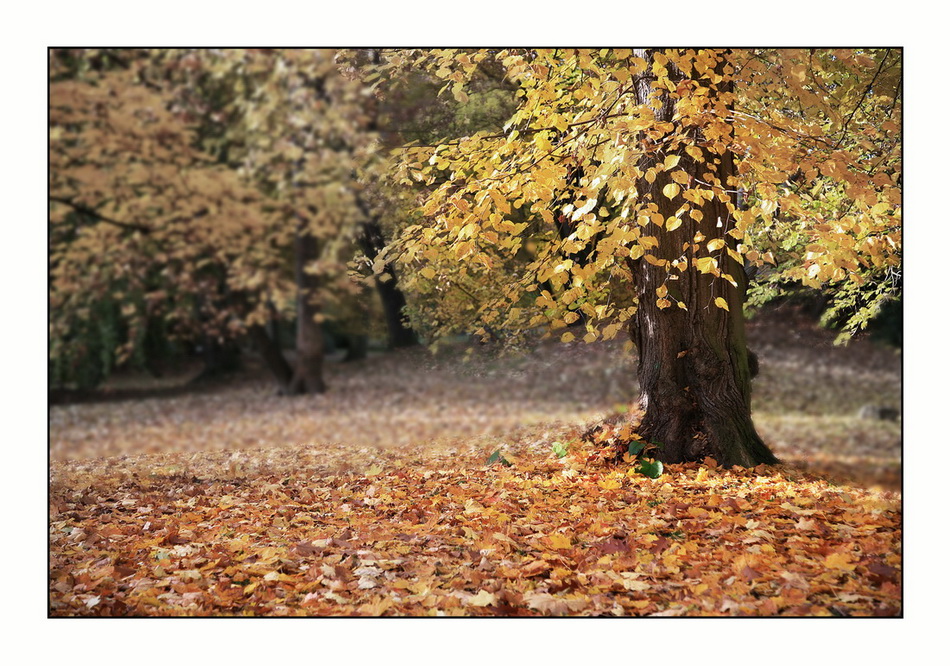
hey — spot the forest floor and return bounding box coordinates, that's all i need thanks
[48,305,902,616]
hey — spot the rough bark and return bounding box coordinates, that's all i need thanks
[285,223,327,395]
[626,49,777,467]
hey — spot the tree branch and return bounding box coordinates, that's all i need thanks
[833,49,891,151]
[49,196,152,234]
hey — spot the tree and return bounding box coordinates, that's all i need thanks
[381,48,901,467]
[349,50,520,345]
[49,49,396,394]
[49,49,275,386]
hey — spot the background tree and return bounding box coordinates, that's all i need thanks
[378,48,901,467]
[49,48,399,394]
[49,49,273,387]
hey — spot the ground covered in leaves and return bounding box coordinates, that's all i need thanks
[49,308,901,616]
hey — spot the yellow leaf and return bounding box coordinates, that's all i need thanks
[489,189,511,214]
[706,239,725,252]
[629,245,645,260]
[534,132,552,153]
[662,183,680,200]
[656,284,668,298]
[696,257,718,274]
[714,297,729,311]
[467,589,498,607]
[656,298,671,309]
[561,332,575,343]
[663,155,681,170]
[420,267,436,279]
[366,464,383,476]
[546,533,573,550]
[824,552,856,571]
[666,216,682,231]
[685,145,704,161]
[599,477,622,490]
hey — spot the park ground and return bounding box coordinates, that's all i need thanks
[49,305,901,616]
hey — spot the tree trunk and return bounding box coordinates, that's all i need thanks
[249,323,293,389]
[376,268,417,348]
[342,333,369,362]
[191,336,241,383]
[357,217,417,349]
[285,222,327,395]
[355,51,418,351]
[626,49,777,467]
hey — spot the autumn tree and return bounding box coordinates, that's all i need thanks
[351,51,520,344]
[49,49,275,386]
[381,48,901,467]
[50,49,397,394]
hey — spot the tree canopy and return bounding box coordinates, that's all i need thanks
[49,49,382,388]
[380,48,901,345]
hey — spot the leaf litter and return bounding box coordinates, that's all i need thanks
[50,309,901,616]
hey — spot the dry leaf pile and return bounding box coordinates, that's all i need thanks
[50,311,901,616]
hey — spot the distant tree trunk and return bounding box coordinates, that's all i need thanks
[353,52,417,350]
[626,49,777,467]
[191,336,241,383]
[249,323,293,389]
[285,222,327,395]
[358,217,417,349]
[342,333,369,362]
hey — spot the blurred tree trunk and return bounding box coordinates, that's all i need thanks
[285,222,327,394]
[191,337,241,383]
[342,333,369,362]
[249,323,293,389]
[358,218,417,349]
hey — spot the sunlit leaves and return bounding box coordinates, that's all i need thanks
[696,257,718,274]
[386,47,899,345]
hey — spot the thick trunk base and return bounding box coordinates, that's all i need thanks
[636,401,778,468]
[284,360,327,395]
[630,304,778,468]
